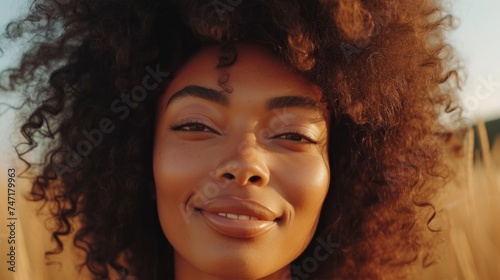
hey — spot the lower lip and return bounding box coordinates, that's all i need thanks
[200,211,277,239]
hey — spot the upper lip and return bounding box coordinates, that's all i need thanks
[196,196,281,221]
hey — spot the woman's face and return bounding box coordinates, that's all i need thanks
[153,43,330,279]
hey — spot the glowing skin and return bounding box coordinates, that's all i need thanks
[153,44,330,280]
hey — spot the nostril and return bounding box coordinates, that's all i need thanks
[248,175,260,183]
[222,173,235,180]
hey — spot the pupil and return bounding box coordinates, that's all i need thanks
[192,124,205,131]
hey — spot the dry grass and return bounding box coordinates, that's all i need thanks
[415,120,500,279]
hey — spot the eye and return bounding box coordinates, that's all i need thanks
[170,121,221,135]
[272,131,317,144]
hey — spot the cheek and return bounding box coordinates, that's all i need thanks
[153,141,216,255]
[272,154,330,253]
[271,152,330,241]
[152,140,205,227]
[153,139,212,195]
[276,155,330,211]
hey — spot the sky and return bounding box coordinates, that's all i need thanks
[0,0,26,27]
[448,0,500,121]
[0,0,499,121]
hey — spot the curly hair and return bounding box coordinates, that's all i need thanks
[1,0,462,279]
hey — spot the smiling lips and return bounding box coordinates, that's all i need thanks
[217,212,260,220]
[197,197,280,239]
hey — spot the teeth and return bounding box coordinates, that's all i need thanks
[227,213,238,219]
[217,212,259,220]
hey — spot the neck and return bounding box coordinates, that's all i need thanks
[174,252,291,280]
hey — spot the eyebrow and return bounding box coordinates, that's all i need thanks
[166,85,229,109]
[266,95,320,112]
[165,85,322,113]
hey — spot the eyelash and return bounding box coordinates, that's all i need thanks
[170,120,221,135]
[271,130,318,144]
[170,121,317,144]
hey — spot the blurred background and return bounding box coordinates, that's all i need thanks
[0,0,499,279]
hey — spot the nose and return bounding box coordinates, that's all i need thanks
[214,134,270,187]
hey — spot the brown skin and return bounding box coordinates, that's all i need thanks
[7,0,461,278]
[153,44,330,279]
[6,0,463,279]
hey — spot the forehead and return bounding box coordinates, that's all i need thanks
[160,43,324,108]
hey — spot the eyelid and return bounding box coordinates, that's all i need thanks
[270,129,318,144]
[169,119,222,135]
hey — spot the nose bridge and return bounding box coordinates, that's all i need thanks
[215,132,270,186]
[236,132,258,159]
